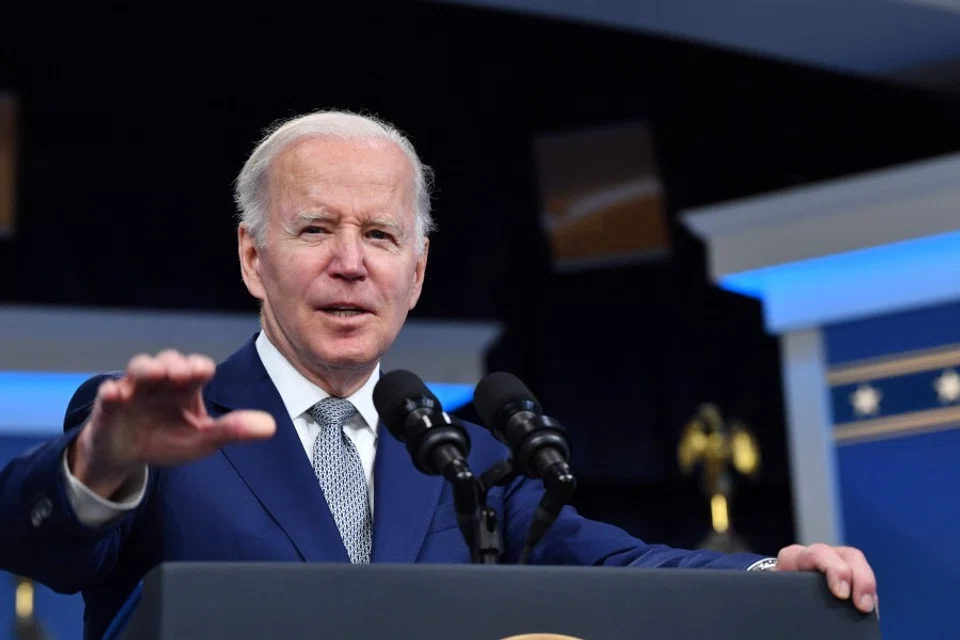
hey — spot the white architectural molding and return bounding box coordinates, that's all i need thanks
[682,152,960,333]
[683,151,960,279]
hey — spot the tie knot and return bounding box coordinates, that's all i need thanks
[310,397,358,430]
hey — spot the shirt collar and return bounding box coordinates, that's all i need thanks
[254,331,380,435]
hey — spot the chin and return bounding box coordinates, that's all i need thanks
[311,341,380,372]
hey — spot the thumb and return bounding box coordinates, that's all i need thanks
[207,410,277,445]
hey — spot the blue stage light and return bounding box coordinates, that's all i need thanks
[717,228,960,331]
[0,372,475,436]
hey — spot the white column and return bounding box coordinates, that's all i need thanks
[779,328,844,545]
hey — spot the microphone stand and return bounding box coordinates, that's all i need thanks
[445,459,505,565]
[449,456,577,565]
[462,459,516,565]
[517,465,576,565]
[446,458,519,565]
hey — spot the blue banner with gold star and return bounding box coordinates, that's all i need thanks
[829,358,960,443]
[824,300,960,639]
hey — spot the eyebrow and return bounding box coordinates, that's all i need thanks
[294,211,335,226]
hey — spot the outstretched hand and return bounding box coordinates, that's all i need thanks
[69,350,276,498]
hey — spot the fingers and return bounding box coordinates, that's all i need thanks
[126,350,216,389]
[96,377,134,416]
[98,378,122,403]
[155,350,193,384]
[126,353,165,382]
[775,543,804,570]
[836,546,878,614]
[780,543,851,599]
[778,544,877,614]
[97,350,216,426]
[186,353,216,380]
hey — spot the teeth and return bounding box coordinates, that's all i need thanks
[327,309,364,317]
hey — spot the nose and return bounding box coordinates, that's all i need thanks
[328,231,367,281]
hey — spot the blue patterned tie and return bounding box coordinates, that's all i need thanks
[310,397,373,564]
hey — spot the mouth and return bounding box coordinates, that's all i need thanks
[320,305,372,318]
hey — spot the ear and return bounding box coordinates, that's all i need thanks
[408,238,429,310]
[238,223,266,301]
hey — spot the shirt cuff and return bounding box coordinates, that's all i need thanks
[746,557,779,572]
[61,450,148,528]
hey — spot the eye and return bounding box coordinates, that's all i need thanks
[367,229,393,241]
[303,225,327,235]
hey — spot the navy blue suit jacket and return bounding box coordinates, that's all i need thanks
[0,336,764,639]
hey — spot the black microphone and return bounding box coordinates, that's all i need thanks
[473,371,577,564]
[373,369,472,481]
[374,370,493,562]
[473,372,574,485]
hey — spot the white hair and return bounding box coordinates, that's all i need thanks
[234,109,435,253]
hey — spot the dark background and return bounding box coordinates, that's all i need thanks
[3,0,960,554]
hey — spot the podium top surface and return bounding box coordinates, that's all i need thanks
[122,563,881,640]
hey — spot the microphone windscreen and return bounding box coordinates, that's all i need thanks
[473,371,542,428]
[373,369,438,421]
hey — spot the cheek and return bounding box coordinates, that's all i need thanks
[270,253,321,292]
[390,270,420,312]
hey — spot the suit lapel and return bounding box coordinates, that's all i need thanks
[371,420,445,563]
[207,336,349,563]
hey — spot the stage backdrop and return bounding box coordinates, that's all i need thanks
[0,93,15,237]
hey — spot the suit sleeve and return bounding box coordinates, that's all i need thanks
[501,475,767,570]
[0,373,150,593]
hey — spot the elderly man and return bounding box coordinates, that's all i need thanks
[0,110,877,639]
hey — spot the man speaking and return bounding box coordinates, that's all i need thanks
[0,110,877,639]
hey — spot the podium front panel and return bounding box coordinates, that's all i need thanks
[122,563,880,640]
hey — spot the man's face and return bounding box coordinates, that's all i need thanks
[240,136,428,380]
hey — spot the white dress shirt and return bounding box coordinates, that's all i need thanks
[63,332,380,527]
[254,331,380,512]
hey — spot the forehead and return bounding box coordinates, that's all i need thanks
[267,136,415,219]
